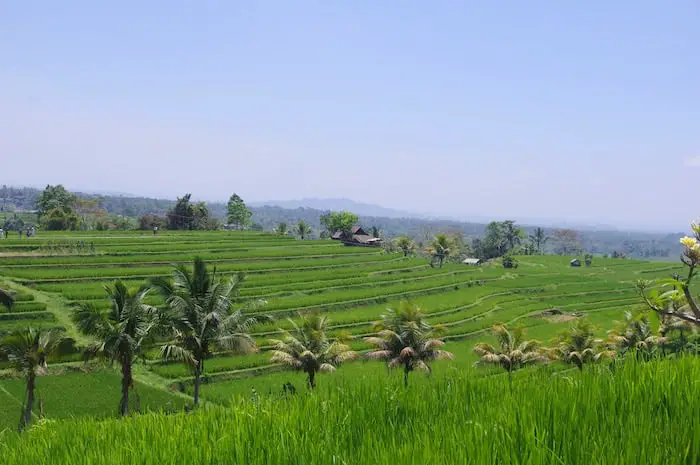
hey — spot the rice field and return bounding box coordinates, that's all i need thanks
[2,357,699,465]
[0,229,686,429]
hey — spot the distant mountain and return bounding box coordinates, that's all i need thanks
[251,198,424,219]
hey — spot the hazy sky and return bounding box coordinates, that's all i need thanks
[1,1,698,230]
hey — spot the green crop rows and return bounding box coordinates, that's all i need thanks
[0,229,676,426]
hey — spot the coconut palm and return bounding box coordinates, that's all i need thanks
[529,227,549,254]
[295,220,312,240]
[270,312,356,389]
[394,236,416,257]
[0,287,14,310]
[0,327,65,430]
[275,222,289,236]
[502,220,524,251]
[72,281,157,416]
[550,319,615,370]
[365,301,453,387]
[151,258,269,406]
[429,234,452,268]
[607,311,666,358]
[473,324,545,379]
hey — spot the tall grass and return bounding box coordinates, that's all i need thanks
[1,358,699,464]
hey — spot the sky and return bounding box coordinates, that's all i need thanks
[1,1,698,231]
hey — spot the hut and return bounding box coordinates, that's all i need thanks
[462,258,482,265]
[570,258,582,267]
[331,226,383,247]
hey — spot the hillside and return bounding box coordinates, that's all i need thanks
[0,229,686,424]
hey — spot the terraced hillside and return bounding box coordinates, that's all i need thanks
[0,230,682,426]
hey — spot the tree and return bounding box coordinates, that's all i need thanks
[553,229,581,255]
[167,194,194,230]
[476,221,508,259]
[319,211,358,238]
[502,254,518,269]
[151,258,269,405]
[607,311,666,359]
[394,236,416,257]
[371,226,381,238]
[275,222,289,236]
[72,281,157,416]
[74,198,102,230]
[365,301,453,387]
[584,253,593,266]
[270,312,356,389]
[502,220,524,251]
[138,214,168,231]
[473,325,545,381]
[428,234,452,268]
[191,201,211,230]
[226,194,251,229]
[529,227,548,254]
[0,328,65,430]
[638,228,700,328]
[41,207,81,231]
[36,184,76,219]
[295,220,312,240]
[550,320,615,370]
[0,287,14,310]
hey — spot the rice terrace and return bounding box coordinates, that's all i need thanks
[2,213,700,463]
[3,2,699,463]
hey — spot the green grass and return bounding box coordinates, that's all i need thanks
[2,358,699,464]
[0,370,187,431]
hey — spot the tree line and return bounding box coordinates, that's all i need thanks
[1,185,680,258]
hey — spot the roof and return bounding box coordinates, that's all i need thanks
[331,230,344,240]
[570,258,581,264]
[462,258,482,265]
[351,226,367,235]
[352,234,381,244]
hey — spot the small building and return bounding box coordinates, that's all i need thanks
[462,258,482,265]
[331,226,383,247]
[570,258,582,267]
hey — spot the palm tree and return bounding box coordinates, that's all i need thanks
[529,227,548,254]
[503,220,524,251]
[270,312,356,389]
[295,220,312,240]
[275,222,289,236]
[151,258,269,406]
[365,301,453,387]
[0,328,65,430]
[0,287,14,310]
[473,324,545,380]
[607,311,666,358]
[429,234,452,268]
[72,281,156,416]
[394,236,416,257]
[550,319,615,370]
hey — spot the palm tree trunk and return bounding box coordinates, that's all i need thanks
[120,360,132,417]
[404,362,410,387]
[20,372,36,431]
[193,360,202,406]
[308,370,316,390]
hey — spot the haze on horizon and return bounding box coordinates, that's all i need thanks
[1,1,698,231]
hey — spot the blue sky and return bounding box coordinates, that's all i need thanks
[1,1,698,230]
